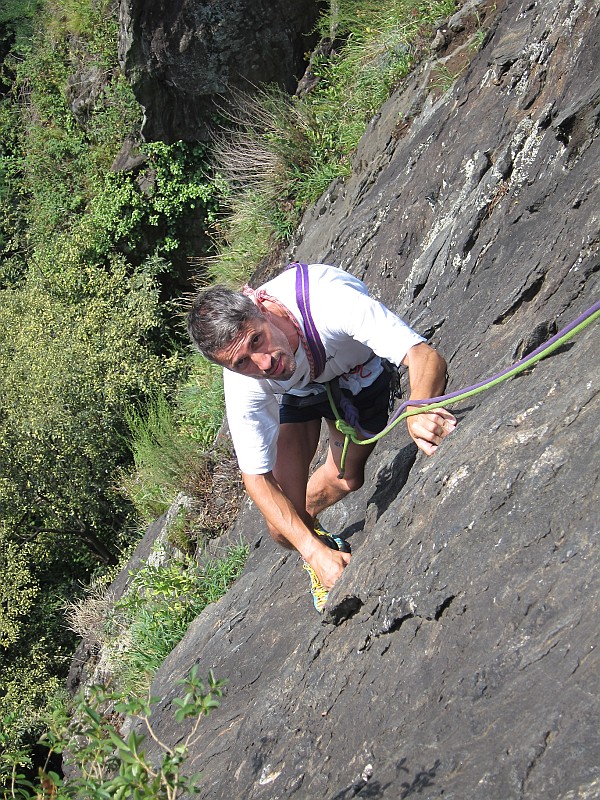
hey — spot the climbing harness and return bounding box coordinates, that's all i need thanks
[289,262,600,478]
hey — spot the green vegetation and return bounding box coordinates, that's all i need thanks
[209,0,457,282]
[107,544,248,694]
[0,0,224,770]
[2,667,224,799]
[1,541,247,792]
[0,0,458,790]
[120,358,225,525]
[66,541,249,696]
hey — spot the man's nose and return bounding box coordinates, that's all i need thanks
[251,352,272,371]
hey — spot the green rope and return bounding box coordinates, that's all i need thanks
[327,304,599,477]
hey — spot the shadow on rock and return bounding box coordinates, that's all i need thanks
[367,443,417,521]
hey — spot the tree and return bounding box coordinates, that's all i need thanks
[0,250,183,746]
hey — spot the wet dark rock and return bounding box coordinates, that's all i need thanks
[120,0,598,797]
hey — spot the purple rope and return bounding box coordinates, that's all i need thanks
[388,297,600,424]
[338,393,361,430]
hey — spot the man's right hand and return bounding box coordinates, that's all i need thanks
[303,538,352,589]
[242,471,352,588]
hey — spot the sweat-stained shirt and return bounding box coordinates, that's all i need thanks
[223,264,425,474]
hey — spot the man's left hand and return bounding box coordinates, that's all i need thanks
[406,406,456,455]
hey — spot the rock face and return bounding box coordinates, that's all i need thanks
[118,0,322,142]
[133,0,599,797]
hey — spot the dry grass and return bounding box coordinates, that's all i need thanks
[212,86,315,200]
[63,579,116,647]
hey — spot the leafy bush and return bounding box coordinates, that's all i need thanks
[0,532,39,649]
[0,645,67,757]
[0,0,42,45]
[0,256,181,556]
[0,252,183,757]
[1,668,225,799]
[85,141,219,268]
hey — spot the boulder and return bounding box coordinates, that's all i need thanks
[129,0,599,797]
[118,0,322,142]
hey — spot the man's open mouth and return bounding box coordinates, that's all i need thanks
[267,355,284,377]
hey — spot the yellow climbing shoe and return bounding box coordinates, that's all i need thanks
[302,560,330,613]
[313,518,351,553]
[303,520,351,612]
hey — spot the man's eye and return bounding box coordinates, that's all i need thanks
[251,334,261,345]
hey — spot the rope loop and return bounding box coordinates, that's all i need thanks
[335,419,357,439]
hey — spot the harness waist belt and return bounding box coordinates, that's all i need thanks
[280,390,327,408]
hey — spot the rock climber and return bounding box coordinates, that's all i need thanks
[187,263,456,611]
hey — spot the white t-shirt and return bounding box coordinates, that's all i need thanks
[224,264,425,474]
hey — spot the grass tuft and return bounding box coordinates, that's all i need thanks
[104,543,249,694]
[204,0,458,284]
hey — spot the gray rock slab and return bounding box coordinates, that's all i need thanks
[133,0,600,797]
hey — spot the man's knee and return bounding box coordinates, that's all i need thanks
[337,472,365,494]
[323,456,366,494]
[266,521,295,550]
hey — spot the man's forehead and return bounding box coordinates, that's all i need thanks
[230,315,267,343]
[216,316,267,361]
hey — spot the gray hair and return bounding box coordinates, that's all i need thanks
[187,286,262,362]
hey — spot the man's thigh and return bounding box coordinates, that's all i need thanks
[272,419,322,514]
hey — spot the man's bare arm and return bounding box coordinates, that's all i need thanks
[242,471,351,588]
[402,342,457,455]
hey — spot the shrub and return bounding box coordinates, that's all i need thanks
[1,668,225,799]
[85,141,220,269]
[0,531,39,649]
[0,252,183,757]
[0,256,182,558]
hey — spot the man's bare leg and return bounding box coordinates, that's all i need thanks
[267,419,322,547]
[306,419,376,519]
[266,417,376,546]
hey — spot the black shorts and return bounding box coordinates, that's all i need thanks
[279,369,392,435]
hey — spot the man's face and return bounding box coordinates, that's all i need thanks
[214,316,297,380]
